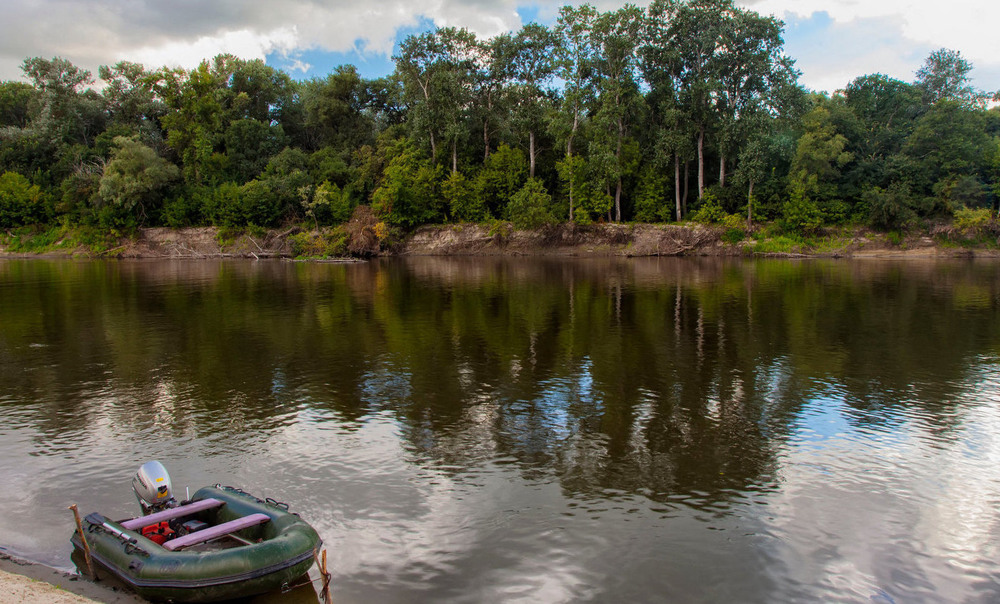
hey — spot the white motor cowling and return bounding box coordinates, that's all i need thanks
[132,461,176,514]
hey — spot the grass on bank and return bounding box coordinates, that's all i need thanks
[0,224,123,255]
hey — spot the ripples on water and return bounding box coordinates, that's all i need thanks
[2,257,1000,603]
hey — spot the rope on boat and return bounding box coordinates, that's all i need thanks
[280,575,322,593]
[280,547,333,604]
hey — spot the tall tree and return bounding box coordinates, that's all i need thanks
[395,28,478,169]
[915,48,989,108]
[590,5,643,221]
[551,4,598,220]
[98,61,166,148]
[151,61,227,185]
[21,57,105,147]
[788,99,853,221]
[300,66,372,152]
[471,33,513,164]
[713,5,797,189]
[642,4,691,220]
[509,23,557,178]
[842,73,923,195]
[98,136,179,223]
[645,0,729,200]
[0,82,36,129]
[903,100,991,210]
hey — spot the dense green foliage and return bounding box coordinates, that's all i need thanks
[1,1,998,238]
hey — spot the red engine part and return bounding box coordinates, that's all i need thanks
[141,521,175,545]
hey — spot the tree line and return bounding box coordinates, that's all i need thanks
[1,0,999,239]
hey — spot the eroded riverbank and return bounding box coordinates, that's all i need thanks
[2,223,999,259]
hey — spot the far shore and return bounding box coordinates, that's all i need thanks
[2,222,999,261]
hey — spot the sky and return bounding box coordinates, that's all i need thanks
[1,0,998,96]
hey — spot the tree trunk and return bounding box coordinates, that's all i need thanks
[747,180,754,227]
[683,160,689,215]
[675,153,681,221]
[615,178,622,222]
[567,138,575,223]
[607,185,613,222]
[697,126,705,199]
[719,153,726,188]
[566,98,581,223]
[429,131,437,165]
[483,120,490,163]
[529,130,536,179]
[452,139,458,175]
[568,176,575,222]
[615,116,624,222]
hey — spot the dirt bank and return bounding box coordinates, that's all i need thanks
[2,223,998,260]
[118,227,295,259]
[396,223,722,256]
[0,553,142,604]
[396,223,1000,258]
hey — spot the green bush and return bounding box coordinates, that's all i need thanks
[57,170,101,223]
[371,139,443,228]
[721,213,746,230]
[443,171,485,222]
[475,144,527,218]
[301,181,354,227]
[722,228,744,244]
[98,137,180,223]
[718,213,746,244]
[506,178,555,229]
[864,183,916,231]
[633,166,670,222]
[752,234,807,254]
[690,191,725,223]
[780,184,823,234]
[953,207,994,232]
[204,182,245,226]
[161,187,206,227]
[289,228,348,258]
[486,219,513,240]
[0,171,47,227]
[241,179,284,227]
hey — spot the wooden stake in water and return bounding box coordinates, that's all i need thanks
[68,504,96,579]
[314,547,332,604]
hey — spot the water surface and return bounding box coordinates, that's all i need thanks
[1,257,1000,602]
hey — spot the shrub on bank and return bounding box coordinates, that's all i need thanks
[290,229,349,258]
[0,171,48,228]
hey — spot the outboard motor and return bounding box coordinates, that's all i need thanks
[132,461,177,515]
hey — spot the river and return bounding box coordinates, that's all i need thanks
[1,257,999,603]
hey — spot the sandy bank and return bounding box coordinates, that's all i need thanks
[0,553,142,604]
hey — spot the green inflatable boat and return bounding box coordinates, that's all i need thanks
[71,484,322,602]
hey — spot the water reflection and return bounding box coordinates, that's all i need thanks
[2,257,1000,602]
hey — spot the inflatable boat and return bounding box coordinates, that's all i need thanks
[71,469,321,602]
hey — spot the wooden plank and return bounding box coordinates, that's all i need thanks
[162,513,270,551]
[120,498,224,531]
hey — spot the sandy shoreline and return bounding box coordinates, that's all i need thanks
[0,552,143,604]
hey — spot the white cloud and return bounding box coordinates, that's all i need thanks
[748,0,999,59]
[128,28,301,72]
[0,0,997,94]
[745,0,1000,92]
